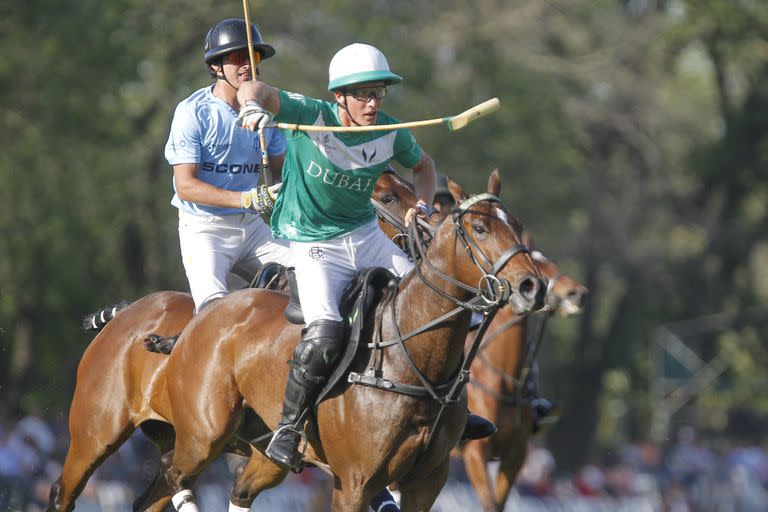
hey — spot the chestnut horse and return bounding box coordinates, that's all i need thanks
[48,171,533,511]
[460,243,587,512]
[47,171,427,512]
[126,171,544,512]
[396,177,588,511]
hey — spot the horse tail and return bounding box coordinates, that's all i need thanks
[82,302,131,332]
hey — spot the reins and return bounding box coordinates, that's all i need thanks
[469,250,560,407]
[371,198,436,252]
[351,193,533,461]
[470,311,550,408]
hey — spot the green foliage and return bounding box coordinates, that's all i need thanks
[1,0,766,469]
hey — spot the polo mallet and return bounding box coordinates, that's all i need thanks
[274,97,501,133]
[242,0,273,186]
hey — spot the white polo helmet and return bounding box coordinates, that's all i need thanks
[327,43,402,91]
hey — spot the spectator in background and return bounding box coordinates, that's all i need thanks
[573,463,605,497]
[665,426,716,489]
[516,440,556,497]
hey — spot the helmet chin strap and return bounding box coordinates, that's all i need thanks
[337,95,364,127]
[214,59,258,91]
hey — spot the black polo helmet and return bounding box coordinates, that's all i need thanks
[434,174,451,199]
[203,18,275,65]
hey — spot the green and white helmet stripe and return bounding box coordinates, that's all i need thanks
[327,43,402,91]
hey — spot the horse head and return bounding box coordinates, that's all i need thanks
[417,169,546,315]
[372,169,418,242]
[524,233,589,316]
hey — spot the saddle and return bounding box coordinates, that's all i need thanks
[249,261,289,291]
[282,266,399,407]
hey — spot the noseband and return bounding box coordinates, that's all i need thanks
[408,193,530,310]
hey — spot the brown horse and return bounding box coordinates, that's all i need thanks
[460,242,587,512]
[123,171,543,512]
[47,170,517,512]
[47,172,425,512]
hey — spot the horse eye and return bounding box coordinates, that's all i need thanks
[472,223,488,236]
[379,194,394,204]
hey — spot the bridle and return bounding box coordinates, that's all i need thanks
[469,249,558,407]
[532,249,564,311]
[371,197,435,251]
[365,193,531,350]
[408,193,529,310]
[351,193,534,460]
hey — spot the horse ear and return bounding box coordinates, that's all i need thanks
[488,169,501,196]
[447,177,468,204]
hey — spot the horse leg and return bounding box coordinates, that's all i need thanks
[228,450,289,510]
[462,440,497,512]
[130,450,191,512]
[46,415,135,511]
[131,470,170,512]
[398,459,450,512]
[330,484,369,512]
[493,434,528,509]
[159,403,242,510]
[130,421,177,511]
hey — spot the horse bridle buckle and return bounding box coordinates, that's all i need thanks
[478,274,508,306]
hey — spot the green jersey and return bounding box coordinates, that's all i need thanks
[270,90,422,242]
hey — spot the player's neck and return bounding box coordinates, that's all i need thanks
[212,80,239,109]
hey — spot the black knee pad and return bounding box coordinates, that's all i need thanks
[291,319,346,378]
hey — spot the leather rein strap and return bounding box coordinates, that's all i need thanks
[351,193,532,461]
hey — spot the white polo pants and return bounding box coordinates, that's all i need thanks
[178,210,292,312]
[292,219,414,324]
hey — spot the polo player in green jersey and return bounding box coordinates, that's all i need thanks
[237,43,496,471]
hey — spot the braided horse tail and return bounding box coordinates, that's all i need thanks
[82,302,131,332]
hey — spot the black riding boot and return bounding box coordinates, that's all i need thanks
[526,366,561,435]
[266,368,321,469]
[461,412,498,441]
[266,319,346,469]
[531,397,562,435]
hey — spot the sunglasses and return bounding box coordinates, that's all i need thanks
[345,86,387,102]
[224,48,261,67]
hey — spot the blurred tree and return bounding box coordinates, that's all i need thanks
[0,0,766,476]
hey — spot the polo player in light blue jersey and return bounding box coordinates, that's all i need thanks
[165,18,291,314]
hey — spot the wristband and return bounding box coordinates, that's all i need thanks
[415,202,433,218]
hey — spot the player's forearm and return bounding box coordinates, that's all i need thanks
[237,80,281,115]
[412,152,437,206]
[176,179,243,209]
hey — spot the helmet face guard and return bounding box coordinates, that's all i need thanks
[328,43,401,91]
[204,18,275,67]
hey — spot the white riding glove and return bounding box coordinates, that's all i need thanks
[238,101,273,131]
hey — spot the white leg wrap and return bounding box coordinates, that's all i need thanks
[171,490,199,512]
[229,503,251,512]
[387,486,401,506]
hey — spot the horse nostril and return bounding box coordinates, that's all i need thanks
[518,277,537,300]
[569,289,588,306]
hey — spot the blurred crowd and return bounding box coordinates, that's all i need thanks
[2,411,768,511]
[513,426,768,511]
[0,410,331,512]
